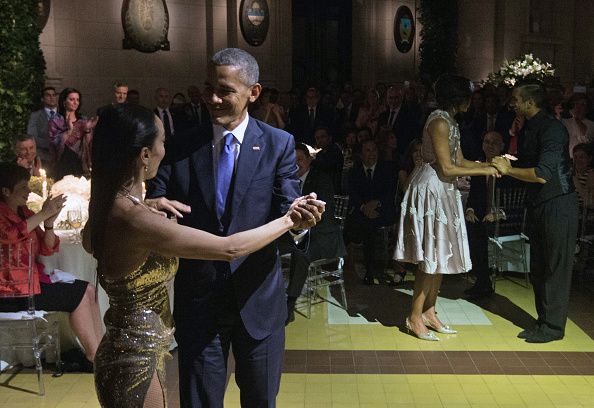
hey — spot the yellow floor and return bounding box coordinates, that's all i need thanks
[1,280,593,407]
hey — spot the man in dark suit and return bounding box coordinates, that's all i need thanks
[344,139,397,285]
[492,81,578,344]
[289,87,335,146]
[181,85,211,128]
[377,84,418,156]
[96,82,128,117]
[313,126,344,193]
[284,143,346,324]
[464,131,515,298]
[147,48,323,407]
[27,86,60,176]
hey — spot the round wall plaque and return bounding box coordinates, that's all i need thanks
[239,0,270,47]
[394,6,415,54]
[122,0,170,53]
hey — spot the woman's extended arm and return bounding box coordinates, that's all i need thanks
[430,118,497,178]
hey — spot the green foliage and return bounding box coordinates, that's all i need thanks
[418,0,458,85]
[0,1,46,161]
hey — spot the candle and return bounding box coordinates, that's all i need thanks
[40,169,47,199]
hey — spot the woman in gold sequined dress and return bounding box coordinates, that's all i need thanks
[83,105,322,408]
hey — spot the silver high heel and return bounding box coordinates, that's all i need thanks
[422,316,457,334]
[405,318,439,341]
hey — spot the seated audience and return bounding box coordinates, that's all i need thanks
[464,131,514,298]
[14,134,42,176]
[0,163,102,371]
[344,139,397,285]
[313,126,344,193]
[49,88,97,180]
[250,87,286,129]
[562,93,594,158]
[572,143,594,208]
[283,144,346,324]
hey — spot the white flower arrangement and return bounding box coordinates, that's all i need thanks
[485,53,555,87]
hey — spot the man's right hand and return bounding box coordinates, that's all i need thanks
[144,197,191,218]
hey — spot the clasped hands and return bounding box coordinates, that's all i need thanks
[288,192,325,230]
[488,154,518,177]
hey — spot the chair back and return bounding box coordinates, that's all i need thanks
[0,239,35,314]
[494,186,527,238]
[333,195,349,226]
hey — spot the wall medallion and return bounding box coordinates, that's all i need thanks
[239,0,270,47]
[394,6,415,53]
[122,0,170,52]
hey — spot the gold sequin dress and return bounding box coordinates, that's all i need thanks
[94,253,178,408]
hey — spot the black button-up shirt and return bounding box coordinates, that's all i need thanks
[518,110,574,206]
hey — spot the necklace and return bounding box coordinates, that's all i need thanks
[117,189,146,207]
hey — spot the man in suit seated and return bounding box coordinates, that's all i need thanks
[464,130,517,298]
[313,126,344,193]
[14,134,42,176]
[344,139,397,285]
[377,84,418,157]
[289,87,335,146]
[26,86,60,176]
[284,143,346,324]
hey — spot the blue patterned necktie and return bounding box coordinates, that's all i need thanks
[216,133,235,218]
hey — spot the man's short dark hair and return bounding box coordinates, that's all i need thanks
[41,86,55,97]
[211,48,259,86]
[295,143,311,158]
[113,81,128,89]
[515,80,548,110]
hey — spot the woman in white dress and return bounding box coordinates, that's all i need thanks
[395,75,499,341]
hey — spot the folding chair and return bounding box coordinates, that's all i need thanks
[0,239,61,396]
[488,186,530,289]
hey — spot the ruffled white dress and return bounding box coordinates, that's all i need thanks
[394,110,472,274]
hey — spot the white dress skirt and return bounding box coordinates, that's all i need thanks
[394,110,472,275]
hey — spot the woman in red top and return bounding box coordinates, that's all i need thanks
[0,163,102,369]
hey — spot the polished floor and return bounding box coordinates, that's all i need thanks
[1,260,594,407]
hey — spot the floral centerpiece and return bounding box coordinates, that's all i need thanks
[485,53,555,87]
[27,175,91,229]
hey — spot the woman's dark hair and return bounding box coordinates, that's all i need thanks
[433,74,473,110]
[0,163,30,200]
[295,143,311,158]
[58,87,83,119]
[402,138,423,174]
[89,104,159,260]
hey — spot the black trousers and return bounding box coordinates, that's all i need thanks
[344,217,388,278]
[527,192,578,336]
[466,220,493,288]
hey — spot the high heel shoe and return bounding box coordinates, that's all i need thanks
[422,316,457,334]
[405,318,439,341]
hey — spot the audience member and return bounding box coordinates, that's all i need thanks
[27,86,59,175]
[377,84,419,155]
[126,89,140,105]
[14,134,42,176]
[181,85,210,127]
[0,163,102,371]
[345,139,397,285]
[562,93,594,158]
[251,87,286,129]
[49,87,97,180]
[355,89,383,134]
[290,87,335,145]
[284,143,346,324]
[313,126,344,193]
[96,81,128,116]
[572,143,594,208]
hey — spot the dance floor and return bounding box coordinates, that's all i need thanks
[1,258,594,407]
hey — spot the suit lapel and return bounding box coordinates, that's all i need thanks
[231,118,264,220]
[192,134,216,215]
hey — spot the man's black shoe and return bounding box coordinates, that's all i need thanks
[517,326,538,339]
[285,298,296,326]
[285,309,295,326]
[525,329,563,343]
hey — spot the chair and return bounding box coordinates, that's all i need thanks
[333,195,350,228]
[0,239,61,396]
[488,186,530,289]
[574,194,594,283]
[293,195,350,318]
